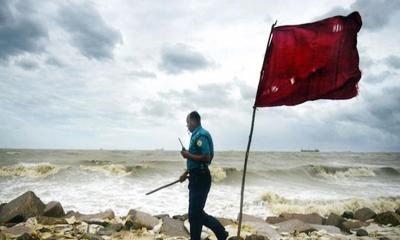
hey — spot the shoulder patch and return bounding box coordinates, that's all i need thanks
[196,139,202,147]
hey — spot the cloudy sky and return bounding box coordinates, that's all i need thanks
[1,0,399,151]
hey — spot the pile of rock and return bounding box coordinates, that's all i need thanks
[1,191,399,240]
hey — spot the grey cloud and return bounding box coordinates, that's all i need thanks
[385,55,400,69]
[362,71,393,84]
[158,44,214,74]
[128,70,157,79]
[0,0,48,61]
[159,83,233,109]
[141,100,172,117]
[46,56,64,67]
[351,0,400,30]
[235,79,256,100]
[16,58,39,70]
[57,2,123,60]
[318,0,400,30]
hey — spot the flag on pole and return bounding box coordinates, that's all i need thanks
[254,12,362,107]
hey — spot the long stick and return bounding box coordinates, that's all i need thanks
[145,179,180,195]
[236,21,277,238]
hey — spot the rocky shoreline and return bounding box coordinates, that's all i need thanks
[0,191,399,240]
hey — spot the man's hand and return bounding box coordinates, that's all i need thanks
[180,150,191,159]
[179,171,189,182]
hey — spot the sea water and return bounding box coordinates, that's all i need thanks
[0,149,399,219]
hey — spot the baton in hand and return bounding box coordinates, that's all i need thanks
[178,137,186,151]
[145,179,180,195]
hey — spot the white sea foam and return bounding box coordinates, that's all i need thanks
[308,165,376,179]
[209,166,227,182]
[0,163,65,178]
[260,191,400,216]
[79,164,132,176]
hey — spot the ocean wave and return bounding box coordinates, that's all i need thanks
[260,191,400,217]
[79,163,151,176]
[210,166,241,182]
[306,165,376,179]
[0,163,66,178]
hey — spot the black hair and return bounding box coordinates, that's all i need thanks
[188,111,201,124]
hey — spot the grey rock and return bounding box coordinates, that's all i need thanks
[375,211,400,226]
[342,211,354,219]
[356,229,368,236]
[125,209,159,230]
[82,233,104,240]
[43,201,65,218]
[172,213,188,221]
[245,234,269,240]
[341,220,368,232]
[354,208,376,221]
[309,224,341,234]
[267,213,324,225]
[97,224,122,236]
[2,224,33,237]
[36,216,67,225]
[16,233,35,240]
[65,209,115,226]
[0,191,45,225]
[160,216,189,237]
[239,214,281,240]
[325,213,345,227]
[275,219,316,234]
[153,214,169,219]
[217,217,235,226]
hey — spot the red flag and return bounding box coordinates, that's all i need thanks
[254,12,362,107]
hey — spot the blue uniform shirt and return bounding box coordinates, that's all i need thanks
[186,125,214,170]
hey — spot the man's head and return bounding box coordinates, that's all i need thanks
[186,111,201,132]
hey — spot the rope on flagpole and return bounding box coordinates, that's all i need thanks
[236,20,277,239]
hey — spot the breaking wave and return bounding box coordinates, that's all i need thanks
[0,163,66,178]
[260,191,400,217]
[79,160,152,176]
[306,165,376,179]
[210,166,242,182]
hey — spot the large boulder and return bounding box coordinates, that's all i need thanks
[0,191,45,225]
[342,211,354,219]
[341,220,368,232]
[356,229,368,236]
[160,216,189,238]
[125,209,159,230]
[36,216,68,225]
[267,213,324,225]
[43,201,65,218]
[2,224,34,238]
[275,219,316,235]
[395,208,400,215]
[354,208,376,221]
[240,214,281,240]
[65,209,114,226]
[245,234,268,240]
[218,217,235,226]
[374,211,400,226]
[325,213,347,232]
[172,213,188,221]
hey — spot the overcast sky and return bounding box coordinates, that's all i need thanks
[1,0,399,152]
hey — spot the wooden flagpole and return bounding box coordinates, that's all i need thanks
[236,20,277,239]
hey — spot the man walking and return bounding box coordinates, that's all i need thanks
[180,111,228,240]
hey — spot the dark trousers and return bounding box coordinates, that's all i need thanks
[188,167,227,240]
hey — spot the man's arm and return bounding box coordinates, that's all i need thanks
[180,151,209,162]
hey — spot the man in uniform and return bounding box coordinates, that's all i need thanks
[180,111,228,240]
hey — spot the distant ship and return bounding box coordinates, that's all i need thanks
[301,149,320,152]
